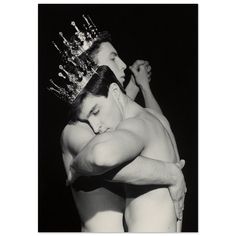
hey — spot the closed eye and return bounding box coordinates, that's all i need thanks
[93,109,99,115]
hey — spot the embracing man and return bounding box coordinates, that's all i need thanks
[49,15,186,232]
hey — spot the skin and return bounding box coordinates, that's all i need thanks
[61,42,186,232]
[95,42,163,114]
[61,42,128,232]
[70,83,183,231]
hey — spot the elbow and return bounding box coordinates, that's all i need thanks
[92,144,117,168]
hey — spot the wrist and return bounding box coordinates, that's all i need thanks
[125,82,140,99]
[139,82,151,92]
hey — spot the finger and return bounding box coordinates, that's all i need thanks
[143,61,150,67]
[180,190,187,213]
[138,64,148,73]
[180,159,185,168]
[138,62,150,71]
[138,64,145,70]
[179,195,185,212]
[131,60,143,69]
[129,66,139,77]
[137,65,147,75]
[132,60,149,69]
[147,72,152,82]
[138,62,150,70]
[134,60,147,66]
[176,159,185,169]
[146,65,152,73]
[173,201,182,220]
[179,210,183,221]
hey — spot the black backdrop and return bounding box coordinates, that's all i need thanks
[38,4,198,232]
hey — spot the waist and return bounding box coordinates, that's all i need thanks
[125,186,173,216]
[125,187,175,227]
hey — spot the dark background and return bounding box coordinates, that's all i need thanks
[38,4,198,232]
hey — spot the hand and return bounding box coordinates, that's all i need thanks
[129,60,152,90]
[168,160,187,221]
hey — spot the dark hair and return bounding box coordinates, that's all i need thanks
[69,65,125,122]
[86,31,112,61]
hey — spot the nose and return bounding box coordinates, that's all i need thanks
[88,117,102,134]
[117,57,127,71]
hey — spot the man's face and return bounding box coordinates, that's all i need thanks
[95,42,127,85]
[78,90,123,134]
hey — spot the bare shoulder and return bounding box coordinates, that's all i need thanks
[144,107,166,120]
[61,121,95,156]
[144,108,171,129]
[117,116,147,136]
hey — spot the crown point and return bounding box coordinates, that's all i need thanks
[58,72,66,78]
[59,32,70,46]
[82,15,89,26]
[71,21,80,33]
[50,15,100,104]
[52,41,61,53]
[68,58,76,66]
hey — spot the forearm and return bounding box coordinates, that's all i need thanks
[70,143,115,177]
[125,78,140,100]
[104,155,176,186]
[103,155,187,221]
[141,84,163,114]
[70,129,144,178]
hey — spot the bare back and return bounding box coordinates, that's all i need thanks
[124,109,178,232]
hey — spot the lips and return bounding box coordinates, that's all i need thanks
[120,75,125,84]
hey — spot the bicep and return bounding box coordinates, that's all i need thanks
[94,120,146,167]
[108,130,144,163]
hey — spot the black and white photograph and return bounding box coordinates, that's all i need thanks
[38,4,198,232]
[3,1,236,235]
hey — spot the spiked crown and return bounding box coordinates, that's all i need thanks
[48,15,105,104]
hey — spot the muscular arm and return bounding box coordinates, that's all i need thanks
[125,75,140,100]
[63,121,186,219]
[69,118,183,188]
[70,118,145,179]
[141,84,163,114]
[103,155,178,186]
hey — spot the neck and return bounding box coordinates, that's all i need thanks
[122,95,143,119]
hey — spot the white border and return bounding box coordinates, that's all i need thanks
[1,0,236,235]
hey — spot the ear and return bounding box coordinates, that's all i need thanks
[108,83,122,100]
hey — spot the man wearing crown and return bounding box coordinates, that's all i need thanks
[49,16,186,232]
